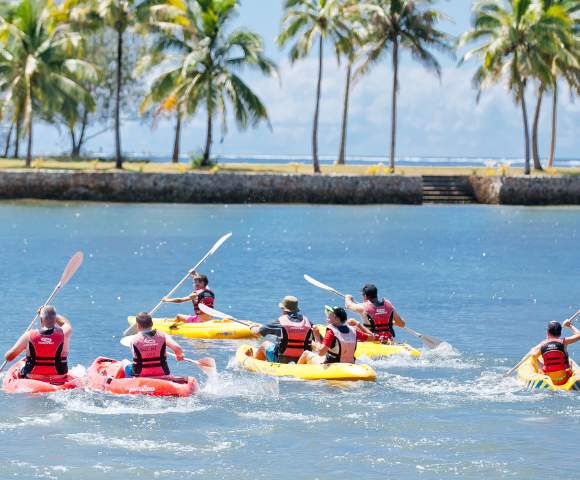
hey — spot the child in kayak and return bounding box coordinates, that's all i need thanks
[530,319,580,385]
[250,296,315,364]
[162,271,215,323]
[4,306,72,383]
[298,306,383,365]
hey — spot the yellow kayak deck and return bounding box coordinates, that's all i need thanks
[127,316,259,339]
[235,345,377,381]
[517,357,580,391]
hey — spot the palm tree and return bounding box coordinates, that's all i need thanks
[357,0,451,171]
[278,0,350,173]
[459,0,569,175]
[142,0,276,167]
[0,0,96,166]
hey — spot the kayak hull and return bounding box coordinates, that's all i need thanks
[517,357,580,391]
[127,316,259,339]
[235,345,376,382]
[87,357,198,397]
[2,360,80,394]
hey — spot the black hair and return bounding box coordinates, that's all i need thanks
[194,274,209,287]
[547,321,562,337]
[136,312,153,329]
[333,307,347,323]
[362,284,378,300]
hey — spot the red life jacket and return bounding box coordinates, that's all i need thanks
[279,313,312,360]
[363,299,395,338]
[23,327,68,379]
[131,330,169,377]
[194,288,215,315]
[540,338,570,373]
[325,325,357,364]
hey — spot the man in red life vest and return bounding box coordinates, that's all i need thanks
[298,306,381,365]
[530,319,580,385]
[162,271,215,323]
[124,312,184,378]
[344,284,406,341]
[4,305,72,383]
[249,296,314,364]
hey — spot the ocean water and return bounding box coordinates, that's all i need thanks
[0,202,578,480]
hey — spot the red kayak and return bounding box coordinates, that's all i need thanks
[87,357,198,397]
[3,360,81,394]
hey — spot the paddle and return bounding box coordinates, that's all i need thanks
[0,251,84,373]
[119,336,217,375]
[303,273,445,349]
[123,233,232,336]
[198,303,254,328]
[504,309,580,377]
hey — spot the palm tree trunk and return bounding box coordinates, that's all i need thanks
[2,123,13,158]
[172,110,181,163]
[531,88,544,171]
[389,38,399,172]
[547,84,558,169]
[336,62,352,166]
[69,127,77,158]
[114,27,123,169]
[76,107,89,158]
[26,113,33,168]
[14,117,21,159]
[521,92,531,175]
[312,35,323,174]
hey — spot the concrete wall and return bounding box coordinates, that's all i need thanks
[0,170,424,205]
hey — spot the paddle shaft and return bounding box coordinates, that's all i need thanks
[197,303,254,328]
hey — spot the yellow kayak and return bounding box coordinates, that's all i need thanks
[127,316,259,339]
[235,345,377,381]
[315,326,420,359]
[517,357,580,391]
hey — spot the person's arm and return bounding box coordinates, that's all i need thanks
[347,318,373,335]
[163,293,197,304]
[311,329,337,357]
[165,335,184,361]
[251,321,282,338]
[344,295,365,315]
[4,332,30,362]
[55,315,72,335]
[393,310,406,328]
[563,320,580,346]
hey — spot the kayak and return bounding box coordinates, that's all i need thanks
[316,325,420,359]
[127,316,259,339]
[517,357,580,392]
[235,345,376,382]
[2,360,81,394]
[87,357,198,397]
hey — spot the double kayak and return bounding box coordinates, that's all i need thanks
[517,357,580,392]
[235,345,376,381]
[3,360,81,394]
[87,357,198,397]
[127,316,259,339]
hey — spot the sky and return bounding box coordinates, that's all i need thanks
[27,0,580,160]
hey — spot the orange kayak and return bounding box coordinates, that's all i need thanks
[3,360,81,394]
[87,357,198,397]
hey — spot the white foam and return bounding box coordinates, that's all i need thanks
[237,410,330,424]
[202,371,279,398]
[0,412,64,431]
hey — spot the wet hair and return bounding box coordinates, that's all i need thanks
[193,274,208,287]
[547,321,562,337]
[362,284,378,300]
[136,312,153,329]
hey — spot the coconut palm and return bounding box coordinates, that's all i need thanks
[459,0,570,175]
[0,0,96,166]
[278,0,351,173]
[141,0,276,167]
[357,0,451,171]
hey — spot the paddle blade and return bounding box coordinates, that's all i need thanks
[404,327,444,349]
[303,274,345,297]
[120,335,133,347]
[193,357,217,376]
[198,303,232,320]
[59,251,84,288]
[208,233,232,256]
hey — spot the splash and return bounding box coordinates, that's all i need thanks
[236,410,330,424]
[201,371,279,398]
[0,412,64,431]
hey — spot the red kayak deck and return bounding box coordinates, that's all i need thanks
[87,357,198,397]
[2,360,81,394]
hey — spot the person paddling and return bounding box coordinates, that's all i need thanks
[530,319,580,385]
[298,306,381,365]
[3,306,72,383]
[124,312,184,378]
[249,296,314,364]
[162,271,215,323]
[344,284,406,341]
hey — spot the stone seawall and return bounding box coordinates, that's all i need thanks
[0,170,423,204]
[469,176,580,205]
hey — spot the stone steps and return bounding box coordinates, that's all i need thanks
[422,176,476,204]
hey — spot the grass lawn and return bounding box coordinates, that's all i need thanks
[0,158,578,177]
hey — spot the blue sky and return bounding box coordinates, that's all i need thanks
[31,0,579,161]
